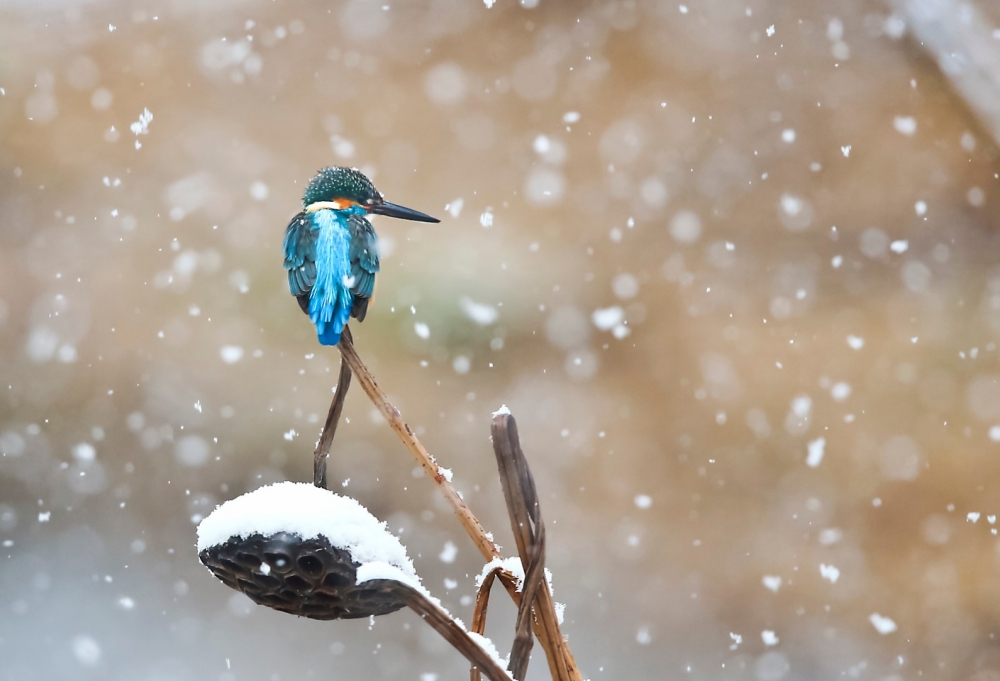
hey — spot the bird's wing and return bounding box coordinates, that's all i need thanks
[283,211,317,314]
[347,214,380,321]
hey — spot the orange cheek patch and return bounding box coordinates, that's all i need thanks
[305,199,358,212]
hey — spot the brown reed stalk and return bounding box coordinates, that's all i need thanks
[470,412,547,681]
[392,583,511,681]
[336,331,500,560]
[335,330,582,681]
[470,565,501,642]
[491,413,544,681]
[492,413,579,681]
[313,328,353,488]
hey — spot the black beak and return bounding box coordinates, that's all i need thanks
[368,201,440,223]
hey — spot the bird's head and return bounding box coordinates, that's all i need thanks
[302,167,440,223]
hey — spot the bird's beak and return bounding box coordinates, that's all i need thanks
[368,201,440,223]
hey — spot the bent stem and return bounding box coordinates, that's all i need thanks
[313,327,354,488]
[393,583,511,681]
[492,413,579,681]
[470,566,502,681]
[336,330,581,681]
[337,330,500,560]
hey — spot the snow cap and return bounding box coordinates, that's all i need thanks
[197,481,417,581]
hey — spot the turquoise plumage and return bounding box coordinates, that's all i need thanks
[282,167,439,346]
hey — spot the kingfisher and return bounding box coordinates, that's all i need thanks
[283,167,439,346]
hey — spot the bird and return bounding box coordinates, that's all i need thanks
[283,167,440,346]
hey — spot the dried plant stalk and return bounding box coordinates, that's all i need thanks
[489,411,546,680]
[471,566,501,639]
[336,331,582,681]
[393,583,511,681]
[492,414,582,681]
[337,332,500,560]
[313,328,354,488]
[511,543,543,680]
[469,566,501,681]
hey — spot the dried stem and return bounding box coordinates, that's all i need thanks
[313,328,353,488]
[511,543,544,680]
[337,330,500,560]
[336,330,582,681]
[470,566,502,681]
[393,583,511,681]
[492,414,581,681]
[471,566,501,639]
[490,412,545,680]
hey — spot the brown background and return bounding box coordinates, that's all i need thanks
[2,1,1000,680]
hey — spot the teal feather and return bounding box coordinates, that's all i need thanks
[308,210,354,346]
[285,167,431,344]
[282,207,382,344]
[346,214,379,320]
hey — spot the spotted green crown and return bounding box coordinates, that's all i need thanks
[302,167,379,207]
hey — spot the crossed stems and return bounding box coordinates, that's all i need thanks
[311,326,581,681]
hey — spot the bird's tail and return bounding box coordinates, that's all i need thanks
[310,286,353,347]
[314,301,351,346]
[317,321,344,346]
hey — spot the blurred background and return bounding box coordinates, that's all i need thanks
[2,0,1000,679]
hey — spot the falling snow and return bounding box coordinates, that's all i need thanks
[5,4,996,679]
[893,115,917,135]
[129,108,153,136]
[806,437,826,467]
[762,575,782,593]
[459,297,499,325]
[869,613,898,635]
[219,345,244,363]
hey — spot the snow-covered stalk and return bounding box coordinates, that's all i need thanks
[471,564,503,639]
[392,583,512,681]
